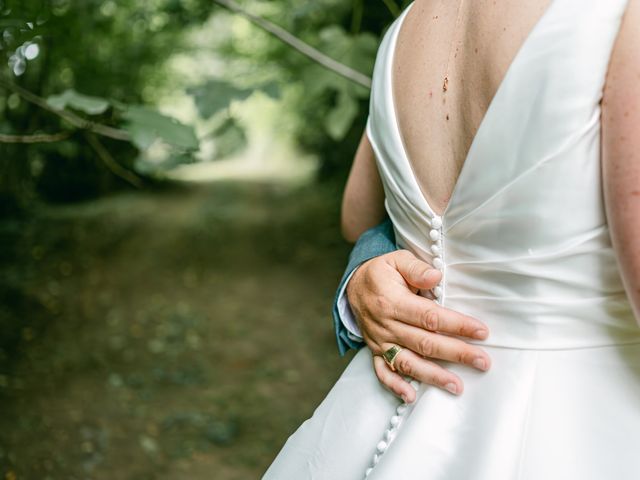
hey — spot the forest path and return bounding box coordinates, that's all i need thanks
[0,181,354,479]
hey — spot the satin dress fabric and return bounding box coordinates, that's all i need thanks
[263,0,640,478]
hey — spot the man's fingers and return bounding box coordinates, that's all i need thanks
[390,251,442,290]
[388,347,463,395]
[372,355,416,403]
[395,294,489,340]
[394,323,492,371]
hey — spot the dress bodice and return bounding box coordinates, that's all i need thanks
[367,0,640,349]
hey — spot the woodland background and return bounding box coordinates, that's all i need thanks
[0,0,410,478]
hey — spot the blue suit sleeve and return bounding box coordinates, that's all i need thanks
[332,218,398,356]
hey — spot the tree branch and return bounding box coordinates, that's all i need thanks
[0,76,131,142]
[212,0,372,89]
[84,132,144,189]
[0,131,72,143]
[0,78,143,187]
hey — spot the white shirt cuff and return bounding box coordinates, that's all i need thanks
[337,267,364,341]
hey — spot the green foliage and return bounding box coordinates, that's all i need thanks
[0,0,216,204]
[325,88,359,141]
[212,0,396,180]
[46,89,110,115]
[42,88,201,177]
[122,106,199,151]
[208,117,248,160]
[295,25,377,140]
[318,25,379,81]
[188,79,281,119]
[0,0,401,206]
[188,80,255,119]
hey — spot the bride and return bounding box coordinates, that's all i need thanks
[264,0,640,478]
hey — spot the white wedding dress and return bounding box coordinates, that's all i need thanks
[264,0,640,478]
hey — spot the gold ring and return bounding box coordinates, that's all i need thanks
[382,344,404,372]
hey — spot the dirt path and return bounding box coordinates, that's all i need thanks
[0,181,356,479]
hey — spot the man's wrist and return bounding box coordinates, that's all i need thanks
[337,266,364,340]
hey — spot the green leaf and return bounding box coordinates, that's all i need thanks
[325,89,358,141]
[210,117,248,160]
[301,27,376,101]
[258,81,281,100]
[46,89,110,115]
[187,80,254,119]
[318,26,378,77]
[301,65,340,98]
[134,152,196,175]
[122,106,199,151]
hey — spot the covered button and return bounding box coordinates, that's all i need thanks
[384,429,396,442]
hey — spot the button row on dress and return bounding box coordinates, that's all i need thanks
[363,383,419,478]
[363,215,444,479]
[429,216,444,305]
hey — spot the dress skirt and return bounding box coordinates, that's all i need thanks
[263,342,640,479]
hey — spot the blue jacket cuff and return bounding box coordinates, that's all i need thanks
[332,218,398,356]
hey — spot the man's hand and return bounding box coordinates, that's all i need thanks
[346,249,491,403]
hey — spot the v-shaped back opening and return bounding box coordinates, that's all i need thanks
[389,0,556,219]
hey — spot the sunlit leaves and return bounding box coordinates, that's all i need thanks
[318,25,378,79]
[42,87,201,163]
[311,25,377,102]
[185,79,280,159]
[47,89,110,115]
[2,0,392,194]
[257,81,281,101]
[325,89,358,141]
[1,1,47,77]
[217,0,381,145]
[46,87,202,155]
[122,106,199,151]
[209,117,248,160]
[297,25,377,140]
[187,80,254,119]
[187,79,281,119]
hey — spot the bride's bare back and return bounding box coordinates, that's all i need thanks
[393,0,553,216]
[342,0,638,249]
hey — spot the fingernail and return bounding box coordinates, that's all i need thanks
[445,383,458,394]
[472,357,487,370]
[474,329,488,339]
[401,394,410,403]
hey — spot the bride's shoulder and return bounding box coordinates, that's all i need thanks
[602,0,639,108]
